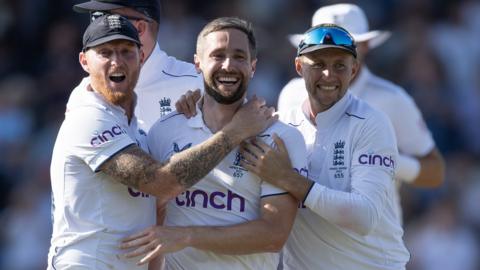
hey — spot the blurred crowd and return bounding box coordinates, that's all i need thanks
[0,0,479,269]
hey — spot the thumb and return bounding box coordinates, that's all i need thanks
[272,133,287,154]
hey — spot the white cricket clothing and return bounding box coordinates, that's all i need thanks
[47,80,155,270]
[134,43,204,132]
[280,92,409,270]
[278,67,435,220]
[147,105,308,270]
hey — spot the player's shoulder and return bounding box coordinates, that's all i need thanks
[279,106,306,127]
[149,110,186,134]
[346,95,390,124]
[262,119,304,140]
[161,54,201,80]
[366,72,415,103]
[281,77,305,92]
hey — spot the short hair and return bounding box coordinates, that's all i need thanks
[196,17,257,58]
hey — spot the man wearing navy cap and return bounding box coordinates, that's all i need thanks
[241,24,410,270]
[73,0,203,132]
[47,14,277,270]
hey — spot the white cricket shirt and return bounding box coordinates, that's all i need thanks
[134,43,204,132]
[147,104,308,270]
[47,80,155,270]
[280,92,410,270]
[278,67,436,220]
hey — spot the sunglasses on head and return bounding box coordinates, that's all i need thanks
[297,24,357,57]
[90,11,153,23]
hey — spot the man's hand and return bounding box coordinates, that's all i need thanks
[120,225,191,265]
[240,133,313,202]
[224,95,278,144]
[175,89,202,118]
[240,133,293,187]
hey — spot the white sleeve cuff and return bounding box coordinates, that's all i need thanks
[396,154,421,183]
[304,183,326,209]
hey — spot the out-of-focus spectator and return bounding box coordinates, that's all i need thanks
[406,195,479,270]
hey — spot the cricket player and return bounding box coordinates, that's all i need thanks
[120,17,308,270]
[278,4,445,222]
[242,24,410,270]
[74,0,203,131]
[47,14,276,270]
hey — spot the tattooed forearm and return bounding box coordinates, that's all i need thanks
[100,131,235,197]
[100,145,161,189]
[168,131,234,189]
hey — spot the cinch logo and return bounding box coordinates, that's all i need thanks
[128,187,150,198]
[175,189,246,212]
[90,125,127,146]
[358,154,395,168]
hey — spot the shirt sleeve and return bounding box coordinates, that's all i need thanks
[387,90,435,156]
[64,106,136,172]
[304,113,398,235]
[261,126,309,198]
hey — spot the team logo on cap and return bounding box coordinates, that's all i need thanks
[106,14,122,30]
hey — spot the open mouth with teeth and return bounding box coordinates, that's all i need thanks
[109,72,126,83]
[319,85,338,91]
[215,75,239,86]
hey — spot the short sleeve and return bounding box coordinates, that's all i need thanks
[64,106,136,172]
[261,125,309,198]
[387,92,435,156]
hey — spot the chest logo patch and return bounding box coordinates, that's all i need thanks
[330,140,347,179]
[159,97,172,117]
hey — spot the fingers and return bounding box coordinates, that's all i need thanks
[185,89,201,117]
[272,133,287,153]
[121,229,150,244]
[175,89,201,118]
[124,241,156,258]
[138,245,162,265]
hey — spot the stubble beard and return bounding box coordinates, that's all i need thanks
[204,75,248,105]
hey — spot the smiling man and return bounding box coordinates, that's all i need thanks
[47,14,277,270]
[119,17,308,270]
[241,24,410,270]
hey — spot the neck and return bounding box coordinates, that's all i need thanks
[121,99,135,123]
[201,94,243,133]
[303,99,317,125]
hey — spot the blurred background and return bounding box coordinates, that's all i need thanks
[0,0,479,269]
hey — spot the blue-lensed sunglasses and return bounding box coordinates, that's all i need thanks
[297,24,357,58]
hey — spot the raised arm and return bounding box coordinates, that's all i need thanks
[100,96,277,200]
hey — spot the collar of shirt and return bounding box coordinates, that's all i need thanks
[135,42,168,90]
[314,91,353,129]
[349,65,371,97]
[186,97,249,133]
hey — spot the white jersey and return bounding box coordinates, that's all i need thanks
[134,43,204,132]
[278,67,435,220]
[280,92,409,270]
[147,105,308,270]
[47,80,155,270]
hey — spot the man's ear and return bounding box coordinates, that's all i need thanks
[134,20,147,37]
[79,51,90,74]
[295,57,303,77]
[193,54,202,74]
[350,57,360,81]
[250,58,257,78]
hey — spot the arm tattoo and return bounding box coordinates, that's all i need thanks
[100,132,234,193]
[100,144,162,189]
[169,131,233,189]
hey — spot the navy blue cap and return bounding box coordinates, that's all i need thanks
[83,14,141,51]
